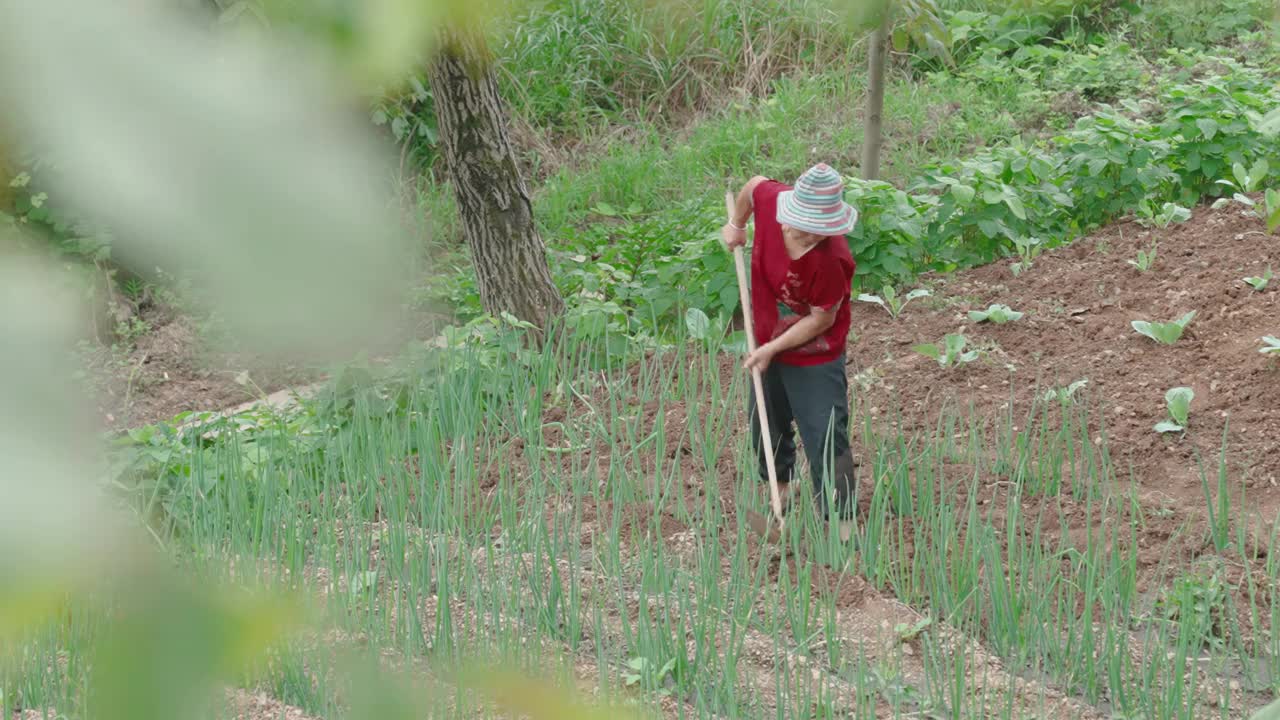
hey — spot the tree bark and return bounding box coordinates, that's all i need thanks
[427,28,565,331]
[861,15,891,181]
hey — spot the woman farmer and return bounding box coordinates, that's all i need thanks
[722,163,860,541]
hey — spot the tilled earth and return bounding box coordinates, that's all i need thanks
[510,196,1280,717]
[846,197,1279,529]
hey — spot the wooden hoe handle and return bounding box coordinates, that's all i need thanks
[725,191,784,525]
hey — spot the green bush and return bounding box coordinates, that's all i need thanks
[1158,69,1280,203]
[836,57,1280,291]
[1056,110,1178,223]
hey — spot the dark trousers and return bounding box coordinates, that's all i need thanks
[748,355,857,520]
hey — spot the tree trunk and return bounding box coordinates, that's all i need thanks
[861,16,891,181]
[427,29,565,332]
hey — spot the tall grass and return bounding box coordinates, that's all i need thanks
[13,324,1277,718]
[492,0,863,129]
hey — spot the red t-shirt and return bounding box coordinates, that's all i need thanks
[749,179,855,367]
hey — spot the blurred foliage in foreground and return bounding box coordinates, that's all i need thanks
[0,0,643,716]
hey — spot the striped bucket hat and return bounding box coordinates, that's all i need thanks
[776,163,858,236]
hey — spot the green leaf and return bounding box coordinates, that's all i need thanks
[951,184,975,205]
[1003,194,1027,220]
[593,202,618,217]
[1266,189,1280,234]
[1260,336,1280,355]
[1165,386,1194,426]
[684,308,710,340]
[719,284,739,313]
[1154,421,1184,434]
[1160,203,1192,225]
[977,219,1001,239]
[1250,158,1269,186]
[1131,318,1186,345]
[1232,161,1249,189]
[1244,266,1273,290]
[968,303,1023,324]
[857,293,887,308]
[1196,118,1219,140]
[912,343,941,362]
[892,27,910,52]
[721,330,747,355]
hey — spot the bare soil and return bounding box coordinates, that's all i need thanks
[86,307,321,432]
[847,199,1280,527]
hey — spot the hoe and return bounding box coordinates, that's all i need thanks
[726,191,787,544]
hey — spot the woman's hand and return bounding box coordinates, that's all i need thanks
[743,342,777,373]
[722,222,747,249]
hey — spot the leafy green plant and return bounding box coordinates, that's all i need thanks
[1127,242,1158,271]
[1042,378,1088,406]
[967,303,1023,324]
[1009,236,1043,276]
[684,307,743,354]
[1058,112,1178,225]
[858,285,931,319]
[894,616,932,643]
[368,73,439,175]
[843,177,933,286]
[1157,565,1229,651]
[1136,201,1191,229]
[1215,158,1269,194]
[913,333,979,368]
[622,656,681,697]
[1131,310,1196,345]
[1161,73,1280,204]
[1266,188,1280,233]
[1260,336,1280,355]
[1154,386,1194,434]
[1243,266,1272,290]
[912,142,1070,271]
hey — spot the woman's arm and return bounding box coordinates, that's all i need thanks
[722,175,769,249]
[743,306,837,372]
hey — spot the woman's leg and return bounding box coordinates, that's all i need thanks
[748,363,796,502]
[779,356,856,523]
